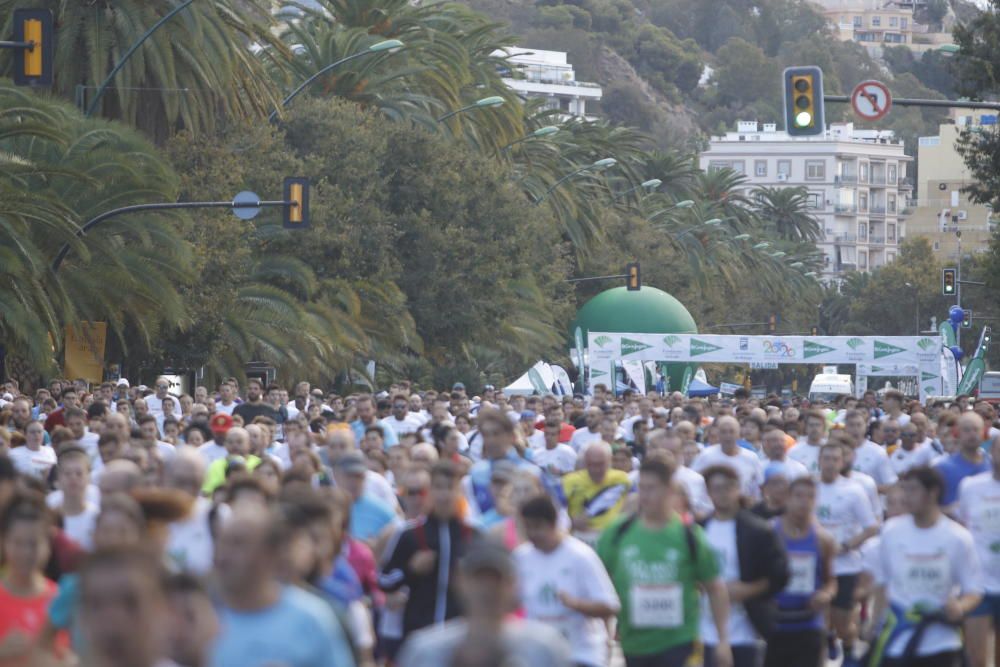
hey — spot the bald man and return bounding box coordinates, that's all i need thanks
[692,415,764,500]
[647,429,713,518]
[98,459,144,496]
[562,442,632,544]
[202,427,259,496]
[935,412,991,511]
[165,449,222,575]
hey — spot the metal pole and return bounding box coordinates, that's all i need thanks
[0,40,34,49]
[957,232,962,347]
[436,102,483,123]
[824,95,1000,111]
[268,50,376,123]
[85,0,197,117]
[52,198,292,273]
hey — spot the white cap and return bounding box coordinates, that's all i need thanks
[117,378,130,387]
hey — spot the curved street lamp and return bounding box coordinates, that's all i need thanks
[436,95,505,122]
[753,242,771,250]
[733,234,752,241]
[500,125,559,151]
[535,157,617,204]
[269,39,404,122]
[614,178,662,201]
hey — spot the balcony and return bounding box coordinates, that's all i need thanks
[833,233,857,244]
[869,206,886,218]
[835,174,858,185]
[870,175,887,186]
[834,204,857,215]
[869,236,885,245]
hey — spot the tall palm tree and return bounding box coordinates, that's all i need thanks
[751,186,822,242]
[0,0,287,141]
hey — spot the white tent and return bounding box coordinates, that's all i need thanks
[504,360,557,395]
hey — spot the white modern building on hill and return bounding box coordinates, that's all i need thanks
[498,48,602,120]
[699,120,913,283]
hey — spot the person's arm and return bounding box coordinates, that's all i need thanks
[705,578,734,667]
[811,528,838,611]
[557,591,618,618]
[728,577,769,603]
[841,490,878,553]
[377,528,413,592]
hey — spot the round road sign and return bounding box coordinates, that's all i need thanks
[851,80,892,121]
[232,190,262,220]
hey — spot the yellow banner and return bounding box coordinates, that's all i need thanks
[64,322,107,384]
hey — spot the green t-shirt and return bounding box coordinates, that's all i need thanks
[202,454,261,495]
[596,514,718,657]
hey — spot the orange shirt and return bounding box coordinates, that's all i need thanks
[0,577,68,660]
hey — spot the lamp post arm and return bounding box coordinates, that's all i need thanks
[269,50,373,122]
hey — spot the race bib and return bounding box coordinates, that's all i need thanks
[902,555,949,601]
[787,552,817,595]
[631,583,683,628]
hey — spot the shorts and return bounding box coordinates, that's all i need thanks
[882,650,961,667]
[968,591,1000,622]
[624,642,694,667]
[763,629,824,667]
[832,574,859,610]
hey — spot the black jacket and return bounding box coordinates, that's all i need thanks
[703,509,790,638]
[378,514,479,637]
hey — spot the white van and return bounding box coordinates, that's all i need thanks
[808,366,854,404]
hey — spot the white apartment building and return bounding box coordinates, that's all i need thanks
[498,48,602,119]
[699,120,913,282]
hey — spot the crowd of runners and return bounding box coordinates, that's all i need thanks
[0,376,996,667]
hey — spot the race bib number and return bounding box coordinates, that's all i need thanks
[631,583,683,628]
[787,552,817,595]
[902,556,949,601]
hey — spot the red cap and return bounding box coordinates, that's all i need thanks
[210,413,233,434]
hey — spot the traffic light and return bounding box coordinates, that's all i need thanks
[942,268,957,296]
[783,66,824,136]
[768,314,778,333]
[810,326,819,336]
[983,326,992,352]
[12,9,53,87]
[626,262,641,291]
[283,177,310,229]
[962,309,972,329]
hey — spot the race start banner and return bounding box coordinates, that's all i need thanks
[587,332,943,401]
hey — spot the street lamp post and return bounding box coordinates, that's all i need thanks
[534,157,617,204]
[672,218,724,242]
[614,178,662,201]
[268,39,404,122]
[499,125,559,151]
[436,96,505,122]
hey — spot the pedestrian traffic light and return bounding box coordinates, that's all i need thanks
[962,309,972,329]
[11,9,54,87]
[942,268,957,296]
[283,177,310,229]
[626,262,641,291]
[768,314,778,333]
[783,66,824,136]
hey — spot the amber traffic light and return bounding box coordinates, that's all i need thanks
[283,177,310,229]
[12,9,53,86]
[626,263,640,291]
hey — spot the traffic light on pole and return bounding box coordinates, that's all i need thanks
[983,326,992,352]
[783,66,824,136]
[810,326,819,336]
[283,177,310,229]
[768,314,777,333]
[626,263,641,291]
[12,9,53,87]
[942,268,956,296]
[962,309,972,329]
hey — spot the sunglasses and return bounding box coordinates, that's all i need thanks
[901,432,918,438]
[403,487,428,498]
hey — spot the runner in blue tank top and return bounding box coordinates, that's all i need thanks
[764,476,837,667]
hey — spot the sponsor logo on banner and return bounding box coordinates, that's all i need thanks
[917,338,936,351]
[847,338,864,350]
[621,337,652,356]
[591,368,607,377]
[690,338,723,357]
[803,340,836,359]
[762,340,796,358]
[594,335,612,348]
[663,335,681,348]
[739,337,749,351]
[870,366,883,373]
[921,371,938,382]
[874,340,906,359]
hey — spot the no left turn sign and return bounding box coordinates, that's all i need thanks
[851,80,892,121]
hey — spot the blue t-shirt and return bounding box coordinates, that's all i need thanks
[349,494,396,541]
[935,453,991,506]
[317,555,364,607]
[350,418,398,447]
[211,585,356,667]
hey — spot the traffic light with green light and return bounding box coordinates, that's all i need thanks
[942,268,956,296]
[983,327,992,352]
[283,177,310,229]
[783,67,824,136]
[626,263,641,291]
[962,309,972,329]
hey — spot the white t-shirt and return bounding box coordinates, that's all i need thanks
[569,427,602,453]
[365,471,399,511]
[9,445,57,480]
[46,485,101,510]
[63,504,99,551]
[845,472,882,524]
[874,515,983,657]
[957,472,1000,593]
[853,440,897,487]
[166,497,226,575]
[533,445,578,475]
[514,535,620,666]
[692,445,764,500]
[672,465,713,518]
[214,401,237,416]
[889,444,937,475]
[526,430,546,451]
[765,457,810,481]
[700,519,757,646]
[384,415,422,437]
[155,439,176,461]
[144,394,175,417]
[78,431,100,464]
[817,477,877,575]
[196,441,228,465]
[621,415,652,442]
[787,441,824,476]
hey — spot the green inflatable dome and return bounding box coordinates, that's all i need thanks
[570,286,698,393]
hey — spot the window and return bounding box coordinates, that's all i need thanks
[859,194,868,211]
[754,160,767,177]
[858,222,867,239]
[887,164,897,184]
[853,15,863,27]
[872,15,881,26]
[901,17,907,29]
[859,252,868,269]
[805,160,825,180]
[889,16,898,27]
[888,195,897,213]
[888,223,896,242]
[887,252,896,263]
[731,160,746,175]
[777,160,792,177]
[860,163,869,182]
[708,160,730,172]
[933,241,940,251]
[807,193,821,209]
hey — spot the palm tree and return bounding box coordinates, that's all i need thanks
[0,0,287,141]
[751,186,822,242]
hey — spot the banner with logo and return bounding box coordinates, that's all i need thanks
[64,322,107,384]
[587,332,941,401]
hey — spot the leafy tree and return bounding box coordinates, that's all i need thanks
[751,187,822,242]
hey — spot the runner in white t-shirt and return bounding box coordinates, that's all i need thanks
[692,417,763,501]
[844,409,897,492]
[515,494,619,667]
[869,466,984,666]
[788,410,829,476]
[54,446,100,550]
[957,437,1000,667]
[646,430,713,519]
[890,422,937,475]
[533,419,578,476]
[815,442,878,665]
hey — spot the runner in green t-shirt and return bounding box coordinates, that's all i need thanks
[596,458,733,667]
